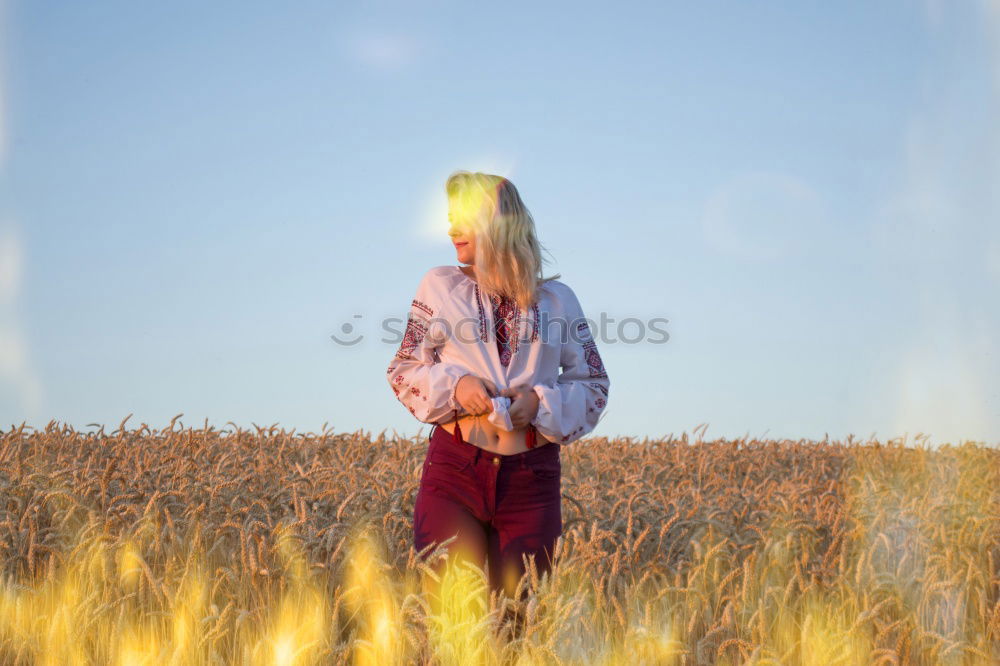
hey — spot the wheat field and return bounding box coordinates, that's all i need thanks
[0,415,997,665]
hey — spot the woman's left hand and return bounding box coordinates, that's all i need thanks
[501,384,540,429]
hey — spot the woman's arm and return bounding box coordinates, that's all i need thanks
[386,269,471,423]
[529,284,611,443]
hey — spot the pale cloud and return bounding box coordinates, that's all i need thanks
[0,3,44,423]
[701,170,827,261]
[0,221,17,304]
[343,31,423,71]
[988,0,1000,25]
[987,0,1000,93]
[873,1,1000,446]
[0,223,43,421]
[889,298,994,446]
[923,0,946,28]
[988,240,1000,284]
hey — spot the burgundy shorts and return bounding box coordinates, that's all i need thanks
[412,421,562,600]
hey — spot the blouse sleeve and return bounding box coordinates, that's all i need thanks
[530,284,610,444]
[386,270,470,424]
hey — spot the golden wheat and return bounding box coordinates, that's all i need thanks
[0,418,996,664]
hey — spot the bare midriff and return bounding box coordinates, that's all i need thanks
[438,414,553,455]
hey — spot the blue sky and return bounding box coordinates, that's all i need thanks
[1,1,997,446]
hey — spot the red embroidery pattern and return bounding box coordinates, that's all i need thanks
[562,425,584,443]
[490,293,520,367]
[589,382,609,397]
[474,284,488,342]
[395,316,428,360]
[476,286,542,354]
[582,340,607,378]
[595,397,606,409]
[411,299,434,317]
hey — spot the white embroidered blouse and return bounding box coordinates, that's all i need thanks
[386,265,610,444]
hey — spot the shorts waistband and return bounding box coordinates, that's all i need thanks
[430,423,559,466]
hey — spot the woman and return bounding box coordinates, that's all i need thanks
[386,170,610,630]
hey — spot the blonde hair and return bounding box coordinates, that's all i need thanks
[445,170,560,310]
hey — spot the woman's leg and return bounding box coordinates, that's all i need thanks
[413,489,492,665]
[487,445,563,637]
[487,494,561,600]
[413,484,489,576]
[413,426,491,619]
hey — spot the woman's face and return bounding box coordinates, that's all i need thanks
[447,203,476,265]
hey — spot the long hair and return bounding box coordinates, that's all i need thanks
[445,170,560,310]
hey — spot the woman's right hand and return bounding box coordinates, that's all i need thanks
[455,375,498,415]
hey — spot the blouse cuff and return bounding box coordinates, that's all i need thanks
[530,382,563,443]
[447,372,470,415]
